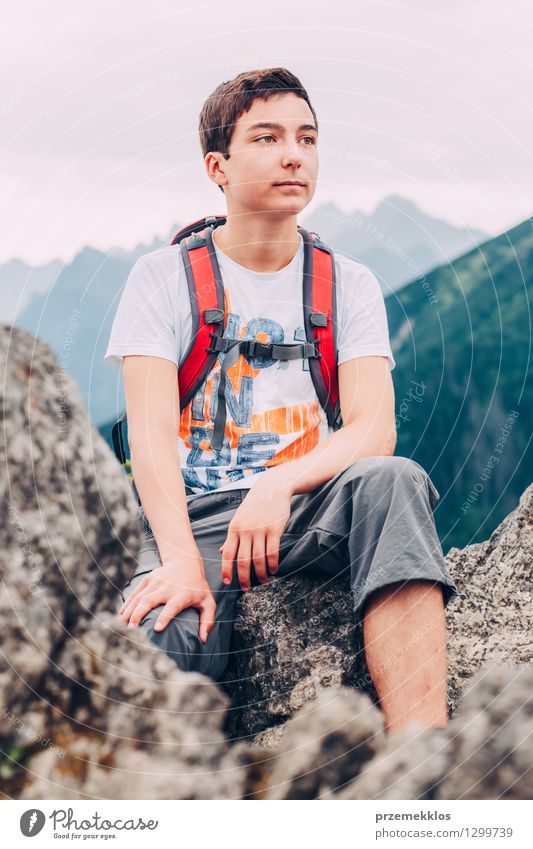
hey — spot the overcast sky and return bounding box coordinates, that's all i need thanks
[2,0,532,265]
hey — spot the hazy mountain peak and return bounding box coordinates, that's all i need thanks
[377,194,420,213]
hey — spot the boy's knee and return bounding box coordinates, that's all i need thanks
[140,605,199,662]
[341,455,428,489]
[140,607,226,680]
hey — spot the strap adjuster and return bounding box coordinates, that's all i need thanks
[204,308,224,324]
[246,340,272,358]
[206,335,322,359]
[205,331,224,355]
[305,340,322,358]
[187,234,206,249]
[310,312,328,327]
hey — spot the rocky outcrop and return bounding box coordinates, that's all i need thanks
[220,483,533,744]
[246,686,385,799]
[15,615,250,800]
[246,664,533,800]
[1,324,531,800]
[219,573,372,747]
[445,484,533,710]
[332,663,533,800]
[0,325,248,799]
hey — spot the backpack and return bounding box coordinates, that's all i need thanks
[111,215,343,476]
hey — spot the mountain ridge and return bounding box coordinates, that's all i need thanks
[3,195,488,323]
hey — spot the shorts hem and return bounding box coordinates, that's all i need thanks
[353,577,465,624]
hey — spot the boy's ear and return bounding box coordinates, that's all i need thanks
[205,151,228,191]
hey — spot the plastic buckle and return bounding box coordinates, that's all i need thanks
[204,308,224,324]
[308,339,322,358]
[247,340,271,358]
[310,312,328,327]
[205,331,219,355]
[187,235,206,249]
[304,339,322,360]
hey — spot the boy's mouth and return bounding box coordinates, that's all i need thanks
[272,181,306,187]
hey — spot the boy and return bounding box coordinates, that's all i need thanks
[105,67,461,732]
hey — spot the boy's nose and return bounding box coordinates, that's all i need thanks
[280,140,304,167]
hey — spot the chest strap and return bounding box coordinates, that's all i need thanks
[206,334,322,451]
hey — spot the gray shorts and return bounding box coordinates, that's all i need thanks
[118,455,463,682]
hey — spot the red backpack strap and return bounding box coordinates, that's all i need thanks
[110,217,226,472]
[176,223,226,409]
[300,227,343,430]
[170,215,226,246]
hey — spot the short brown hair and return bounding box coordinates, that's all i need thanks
[198,67,318,192]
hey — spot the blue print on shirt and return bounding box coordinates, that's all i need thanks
[182,465,228,492]
[241,317,284,369]
[208,315,286,427]
[186,425,231,466]
[236,432,279,465]
[209,370,254,428]
[184,313,298,493]
[191,385,205,421]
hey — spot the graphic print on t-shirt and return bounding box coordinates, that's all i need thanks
[179,287,323,493]
[104,237,396,500]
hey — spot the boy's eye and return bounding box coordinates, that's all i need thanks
[254,135,317,145]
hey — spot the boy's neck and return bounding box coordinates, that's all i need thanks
[211,215,301,273]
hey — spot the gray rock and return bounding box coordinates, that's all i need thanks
[1,325,140,737]
[0,325,246,799]
[220,573,377,741]
[446,484,533,713]
[2,323,532,801]
[221,482,533,741]
[335,722,448,800]
[436,663,533,800]
[336,664,533,799]
[250,685,385,799]
[18,614,249,800]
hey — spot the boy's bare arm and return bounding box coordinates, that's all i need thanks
[219,356,396,592]
[118,355,216,640]
[122,355,197,561]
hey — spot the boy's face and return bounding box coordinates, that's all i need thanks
[207,92,318,217]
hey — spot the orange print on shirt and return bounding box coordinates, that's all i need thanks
[178,287,321,461]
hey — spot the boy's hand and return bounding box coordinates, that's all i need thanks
[118,553,216,643]
[219,482,292,591]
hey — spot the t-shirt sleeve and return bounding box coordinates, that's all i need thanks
[104,253,178,371]
[336,260,396,370]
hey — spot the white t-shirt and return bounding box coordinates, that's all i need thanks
[104,231,396,500]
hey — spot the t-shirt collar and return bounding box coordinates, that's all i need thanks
[212,229,303,277]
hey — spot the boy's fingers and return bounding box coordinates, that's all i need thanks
[220,533,238,585]
[153,595,191,632]
[119,574,150,613]
[236,535,252,591]
[252,533,268,584]
[120,586,150,623]
[198,594,217,643]
[266,534,280,574]
[128,594,159,628]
